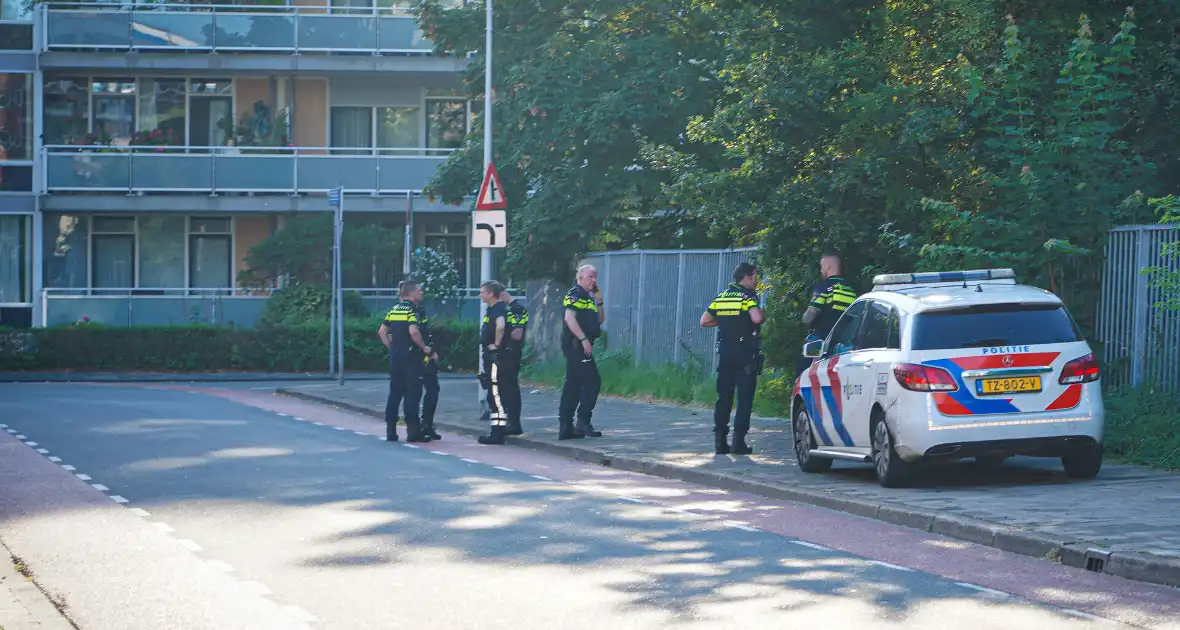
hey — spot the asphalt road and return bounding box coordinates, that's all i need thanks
[1,383,1178,630]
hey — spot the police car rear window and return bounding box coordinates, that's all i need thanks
[910,303,1083,351]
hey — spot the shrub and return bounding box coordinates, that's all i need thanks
[259,283,366,327]
[0,318,480,374]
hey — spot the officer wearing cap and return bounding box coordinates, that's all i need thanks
[413,287,443,441]
[377,280,432,443]
[800,251,857,375]
[558,264,605,440]
[499,288,529,436]
[700,262,765,455]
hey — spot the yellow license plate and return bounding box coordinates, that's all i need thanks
[977,376,1042,395]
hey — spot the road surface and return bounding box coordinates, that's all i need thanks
[1,382,1178,630]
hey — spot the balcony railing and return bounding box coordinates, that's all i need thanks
[43,145,453,195]
[41,2,438,54]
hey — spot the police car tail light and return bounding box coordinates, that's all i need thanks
[1059,353,1100,384]
[893,363,958,392]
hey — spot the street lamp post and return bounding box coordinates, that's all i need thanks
[477,0,494,405]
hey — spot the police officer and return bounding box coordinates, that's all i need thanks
[800,251,857,375]
[558,264,605,441]
[412,285,443,441]
[700,262,765,455]
[378,280,432,443]
[477,281,510,445]
[499,288,529,436]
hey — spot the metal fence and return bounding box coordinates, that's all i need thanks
[583,247,757,373]
[1096,224,1180,390]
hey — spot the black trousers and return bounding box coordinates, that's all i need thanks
[498,350,522,427]
[385,350,424,430]
[559,348,600,425]
[421,358,440,425]
[484,354,507,428]
[714,346,758,439]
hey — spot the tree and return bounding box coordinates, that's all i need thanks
[416,0,727,280]
[238,213,402,288]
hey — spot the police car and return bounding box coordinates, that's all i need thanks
[790,269,1104,488]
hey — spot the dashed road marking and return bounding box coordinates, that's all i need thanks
[619,497,648,504]
[75,473,92,481]
[0,424,7,428]
[312,422,325,426]
[47,456,61,462]
[725,521,761,532]
[867,560,915,572]
[207,559,235,573]
[129,508,151,518]
[403,444,421,449]
[1060,609,1103,621]
[276,413,290,417]
[61,465,76,471]
[293,417,307,422]
[25,441,38,446]
[430,451,450,456]
[5,429,16,434]
[954,582,1009,597]
[354,431,368,436]
[153,522,175,534]
[110,495,129,504]
[333,427,347,431]
[461,459,479,464]
[91,483,109,491]
[530,475,552,481]
[36,449,49,454]
[178,539,203,552]
[493,466,516,472]
[790,540,831,551]
[283,606,319,623]
[14,434,26,439]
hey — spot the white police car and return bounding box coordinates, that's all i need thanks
[790,269,1104,488]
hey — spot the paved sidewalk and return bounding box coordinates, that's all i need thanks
[278,378,1180,589]
[0,547,74,630]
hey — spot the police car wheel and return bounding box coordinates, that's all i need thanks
[1061,444,1103,479]
[871,418,913,488]
[793,406,832,473]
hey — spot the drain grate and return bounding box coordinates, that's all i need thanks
[1085,556,1106,572]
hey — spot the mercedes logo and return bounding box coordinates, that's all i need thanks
[1002,355,1014,367]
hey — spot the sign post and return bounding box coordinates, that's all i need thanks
[476,0,497,408]
[329,186,345,386]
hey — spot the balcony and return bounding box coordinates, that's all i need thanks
[41,2,438,55]
[44,145,452,195]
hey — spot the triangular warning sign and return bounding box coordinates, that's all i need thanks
[475,162,507,211]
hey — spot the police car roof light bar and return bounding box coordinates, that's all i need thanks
[872,268,1016,287]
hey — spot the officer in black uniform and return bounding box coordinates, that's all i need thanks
[700,262,765,455]
[477,281,510,445]
[377,280,432,443]
[558,264,605,441]
[412,288,443,441]
[499,288,529,436]
[799,251,857,375]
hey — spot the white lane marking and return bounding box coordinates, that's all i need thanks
[36,449,49,454]
[75,473,92,481]
[0,424,6,428]
[619,497,648,504]
[110,495,129,504]
[14,434,26,439]
[25,441,38,446]
[493,466,516,472]
[790,540,831,551]
[530,475,553,481]
[333,427,347,431]
[207,559,235,573]
[91,483,110,491]
[293,417,307,422]
[129,508,151,518]
[61,465,76,471]
[240,581,273,596]
[312,422,325,426]
[725,521,761,532]
[153,522,174,533]
[5,429,16,434]
[1060,609,1104,621]
[283,606,319,623]
[47,456,61,462]
[178,539,203,552]
[430,451,450,456]
[402,444,420,449]
[461,459,480,463]
[354,431,368,436]
[868,560,915,572]
[276,413,290,417]
[248,387,272,390]
[955,582,1010,597]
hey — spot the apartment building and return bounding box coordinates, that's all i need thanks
[0,0,495,329]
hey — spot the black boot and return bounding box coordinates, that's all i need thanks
[714,427,730,455]
[423,418,442,441]
[574,419,602,438]
[558,418,581,440]
[732,433,754,455]
[504,419,523,436]
[386,418,400,442]
[478,424,506,445]
[405,420,432,443]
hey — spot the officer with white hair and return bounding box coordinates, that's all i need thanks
[557,264,605,440]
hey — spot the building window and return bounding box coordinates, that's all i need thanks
[137,78,186,146]
[91,79,137,146]
[43,78,89,145]
[425,98,466,155]
[0,215,29,305]
[188,217,232,289]
[91,216,136,289]
[0,74,32,162]
[420,219,469,289]
[43,213,88,289]
[138,215,186,289]
[330,105,422,155]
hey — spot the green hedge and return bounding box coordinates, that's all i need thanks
[0,318,480,373]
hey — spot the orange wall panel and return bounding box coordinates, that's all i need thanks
[293,78,328,153]
[235,215,274,287]
[293,0,328,14]
[234,78,271,126]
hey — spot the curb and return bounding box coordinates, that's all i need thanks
[275,388,1180,590]
[0,372,478,384]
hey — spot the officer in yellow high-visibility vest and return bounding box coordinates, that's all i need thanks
[377,280,432,443]
[799,251,857,375]
[700,262,764,455]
